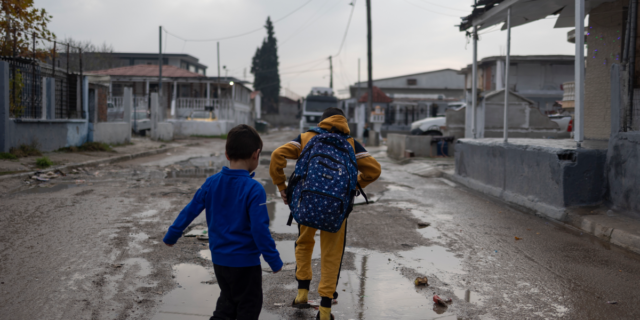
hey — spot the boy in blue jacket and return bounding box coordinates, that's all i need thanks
[163,124,283,320]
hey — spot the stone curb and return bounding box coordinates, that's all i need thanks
[439,170,640,256]
[0,145,183,181]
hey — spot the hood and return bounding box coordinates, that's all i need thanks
[318,115,350,135]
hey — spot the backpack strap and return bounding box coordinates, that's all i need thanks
[356,182,369,204]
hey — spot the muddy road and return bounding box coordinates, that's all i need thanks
[1,130,640,320]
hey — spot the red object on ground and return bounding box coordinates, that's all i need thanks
[567,119,573,132]
[433,294,452,305]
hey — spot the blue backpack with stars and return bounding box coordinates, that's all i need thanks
[286,127,368,233]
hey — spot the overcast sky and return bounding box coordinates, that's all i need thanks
[36,0,576,98]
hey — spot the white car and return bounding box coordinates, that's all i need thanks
[410,117,446,136]
[548,115,572,132]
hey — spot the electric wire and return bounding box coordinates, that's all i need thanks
[163,0,314,42]
[280,0,344,46]
[403,0,462,18]
[418,0,469,12]
[334,0,357,57]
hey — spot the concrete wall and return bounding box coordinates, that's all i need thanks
[585,0,625,140]
[169,120,234,138]
[606,132,640,213]
[387,133,443,159]
[156,122,174,141]
[1,62,91,152]
[454,139,607,220]
[94,122,131,145]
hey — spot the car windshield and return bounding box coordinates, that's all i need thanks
[305,100,336,113]
[132,111,149,120]
[190,111,210,119]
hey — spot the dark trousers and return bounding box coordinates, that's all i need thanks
[211,264,263,320]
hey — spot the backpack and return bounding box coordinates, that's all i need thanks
[286,127,368,233]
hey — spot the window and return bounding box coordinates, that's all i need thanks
[407,79,417,86]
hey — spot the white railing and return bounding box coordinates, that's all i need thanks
[562,81,575,101]
[110,95,148,108]
[175,98,235,120]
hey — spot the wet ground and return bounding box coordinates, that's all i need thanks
[1,130,640,319]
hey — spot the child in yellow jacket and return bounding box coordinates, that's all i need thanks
[269,108,381,320]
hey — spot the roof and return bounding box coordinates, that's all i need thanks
[353,68,460,86]
[88,64,205,78]
[358,86,393,103]
[459,0,616,32]
[461,55,574,71]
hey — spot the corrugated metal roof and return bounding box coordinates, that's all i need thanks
[88,64,205,78]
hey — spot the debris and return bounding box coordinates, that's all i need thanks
[433,294,452,306]
[201,280,216,285]
[185,229,208,237]
[417,222,431,229]
[414,277,429,286]
[54,169,66,176]
[112,264,123,268]
[75,180,85,184]
[33,176,49,182]
[196,234,209,240]
[274,303,286,307]
[515,236,522,241]
[401,243,415,248]
[43,171,59,179]
[607,301,618,304]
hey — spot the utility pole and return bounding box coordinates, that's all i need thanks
[159,26,163,109]
[217,42,221,99]
[356,58,361,102]
[329,56,333,89]
[366,0,373,123]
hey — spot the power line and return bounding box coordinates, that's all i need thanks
[403,0,462,18]
[163,0,314,43]
[280,0,344,46]
[417,0,469,12]
[334,0,357,56]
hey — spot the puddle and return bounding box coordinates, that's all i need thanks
[151,263,220,320]
[199,240,320,270]
[266,201,297,234]
[334,251,460,320]
[453,288,484,305]
[397,246,465,283]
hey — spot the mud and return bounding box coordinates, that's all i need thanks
[2,130,640,320]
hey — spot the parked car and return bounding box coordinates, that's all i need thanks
[410,103,465,136]
[131,110,151,135]
[187,110,216,122]
[548,114,573,132]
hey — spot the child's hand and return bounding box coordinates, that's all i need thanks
[280,190,288,205]
[164,242,174,247]
[273,268,282,274]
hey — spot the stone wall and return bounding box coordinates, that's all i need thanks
[585,0,625,140]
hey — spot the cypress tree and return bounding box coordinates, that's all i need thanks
[251,17,280,114]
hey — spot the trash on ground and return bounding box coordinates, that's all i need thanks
[433,294,452,306]
[414,277,429,286]
[515,236,522,241]
[196,234,209,240]
[185,229,208,237]
[75,180,85,184]
[607,301,618,304]
[112,264,123,268]
[417,222,431,229]
[33,176,49,182]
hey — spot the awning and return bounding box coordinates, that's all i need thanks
[459,0,617,32]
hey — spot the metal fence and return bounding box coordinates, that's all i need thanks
[1,56,42,118]
[2,31,83,120]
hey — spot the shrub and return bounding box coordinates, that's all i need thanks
[10,142,42,158]
[36,156,53,168]
[0,153,18,160]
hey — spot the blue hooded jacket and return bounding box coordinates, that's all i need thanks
[163,167,283,272]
